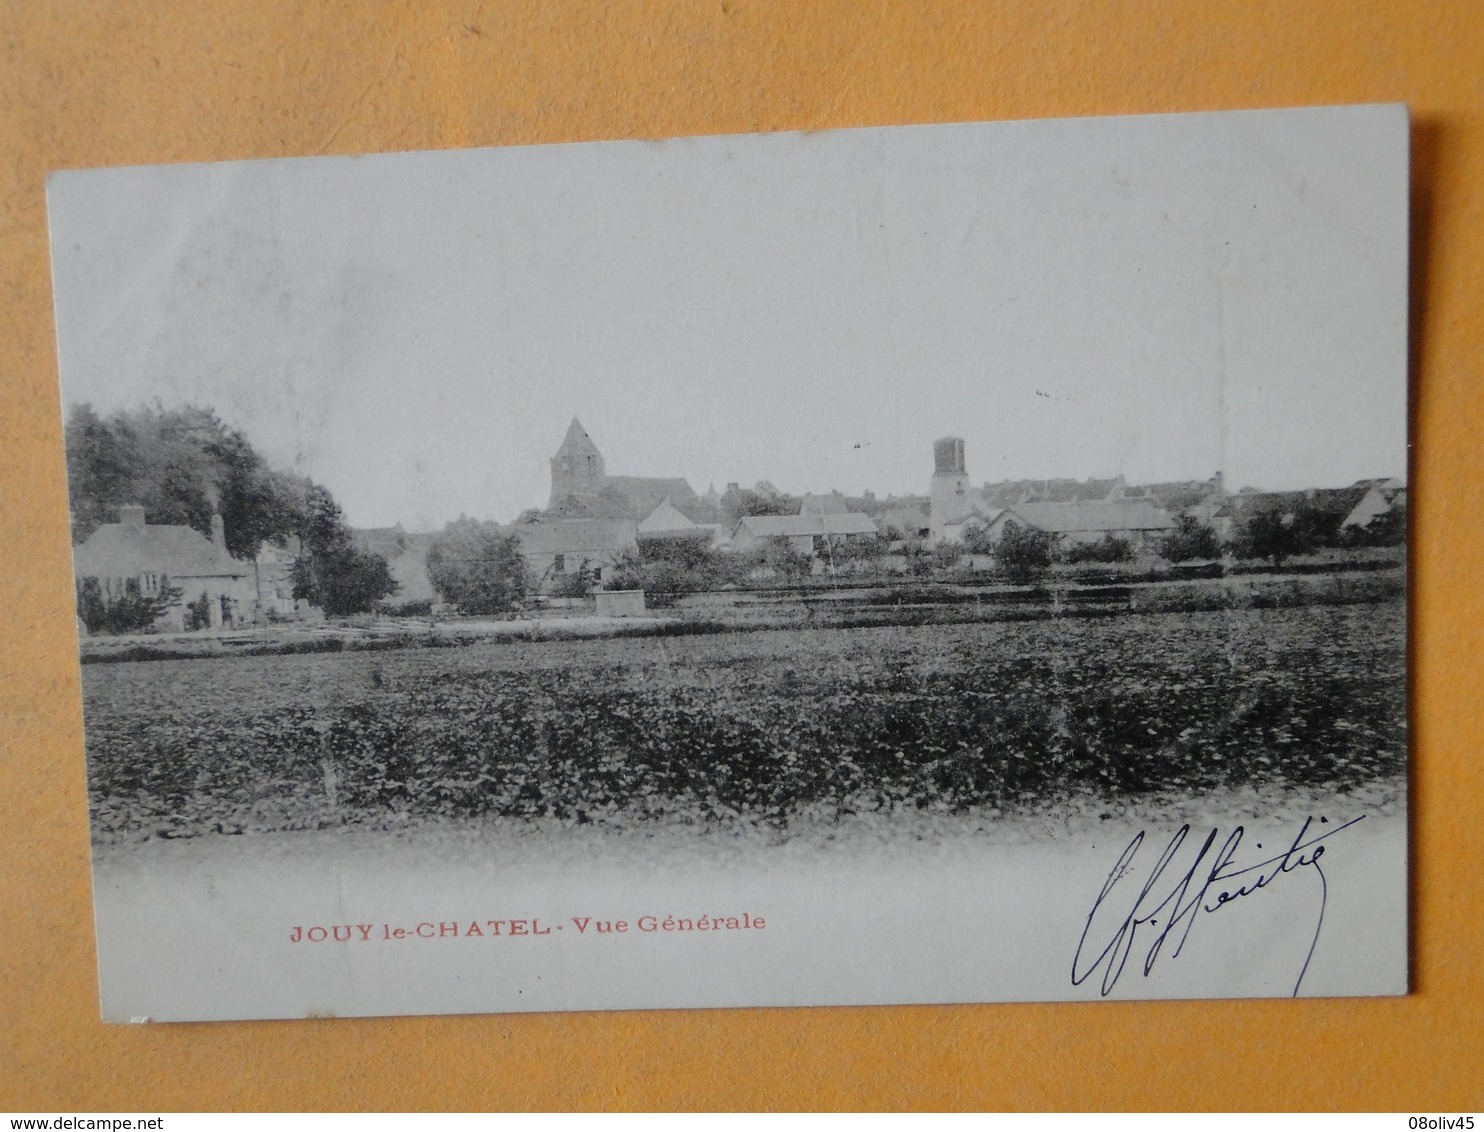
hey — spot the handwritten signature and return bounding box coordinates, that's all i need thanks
[1072,814,1365,997]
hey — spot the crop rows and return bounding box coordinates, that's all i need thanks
[80,603,1406,841]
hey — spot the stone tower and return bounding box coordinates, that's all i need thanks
[549,417,607,505]
[928,436,971,540]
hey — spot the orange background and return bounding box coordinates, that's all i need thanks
[1,1,1479,1112]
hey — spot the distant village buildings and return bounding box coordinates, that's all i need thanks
[932,435,1182,549]
[509,423,1407,591]
[72,504,259,631]
[729,513,880,557]
[73,418,1407,631]
[511,418,722,589]
[1213,479,1407,543]
[925,434,1404,554]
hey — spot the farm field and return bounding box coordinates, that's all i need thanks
[80,600,1407,845]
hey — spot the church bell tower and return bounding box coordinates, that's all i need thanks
[928,436,971,540]
[549,417,607,506]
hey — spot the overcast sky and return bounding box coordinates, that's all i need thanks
[47,106,1408,530]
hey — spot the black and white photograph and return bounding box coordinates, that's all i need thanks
[48,104,1409,1021]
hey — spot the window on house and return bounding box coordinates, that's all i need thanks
[586,455,597,475]
[554,554,565,573]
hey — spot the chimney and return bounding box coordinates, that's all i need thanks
[119,504,146,529]
[211,512,226,548]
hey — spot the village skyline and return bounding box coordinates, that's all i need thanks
[63,397,1405,538]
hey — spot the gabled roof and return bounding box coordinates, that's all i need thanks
[604,475,698,503]
[944,508,1010,532]
[876,504,930,533]
[545,493,635,521]
[514,518,637,555]
[637,498,699,535]
[1142,479,1224,511]
[980,482,1030,509]
[1013,499,1175,534]
[979,477,1127,506]
[1222,485,1372,519]
[734,512,879,539]
[799,493,853,515]
[668,496,722,524]
[74,522,249,580]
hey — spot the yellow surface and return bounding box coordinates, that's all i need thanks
[1,0,1479,1112]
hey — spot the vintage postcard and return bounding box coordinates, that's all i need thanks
[47,105,1409,1021]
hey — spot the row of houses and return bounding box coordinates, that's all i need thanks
[514,424,1404,587]
[72,421,1407,630]
[928,435,1405,551]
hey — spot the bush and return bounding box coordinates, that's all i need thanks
[603,549,646,592]
[749,536,813,581]
[1064,534,1135,564]
[824,532,890,569]
[1342,499,1407,548]
[996,522,1058,584]
[378,597,434,618]
[293,543,398,616]
[1159,515,1221,563]
[184,591,213,631]
[1238,510,1312,567]
[637,539,750,592]
[930,542,965,571]
[77,575,184,635]
[549,566,595,598]
[425,518,530,613]
[958,519,998,556]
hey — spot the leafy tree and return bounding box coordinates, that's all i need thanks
[68,401,398,616]
[424,518,530,613]
[66,402,301,557]
[639,534,716,572]
[1159,515,1222,563]
[639,560,693,601]
[603,548,647,591]
[995,521,1058,584]
[824,531,890,573]
[1343,498,1407,548]
[206,429,304,560]
[290,484,399,615]
[720,487,800,525]
[958,519,998,556]
[897,535,936,577]
[304,546,399,616]
[1289,501,1345,550]
[633,538,751,593]
[750,535,812,580]
[930,541,965,572]
[1239,509,1311,566]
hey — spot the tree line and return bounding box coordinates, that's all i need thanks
[67,403,398,618]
